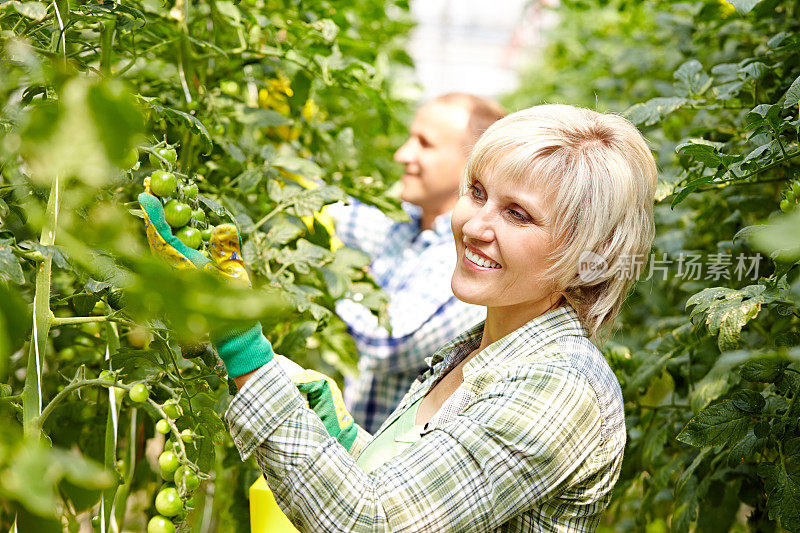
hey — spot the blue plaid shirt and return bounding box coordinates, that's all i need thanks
[329,200,486,433]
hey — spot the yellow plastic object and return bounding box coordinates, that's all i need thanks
[250,475,299,532]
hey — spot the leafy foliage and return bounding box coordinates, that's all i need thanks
[508,0,800,530]
[0,0,412,529]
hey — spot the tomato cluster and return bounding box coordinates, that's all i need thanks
[146,144,215,251]
[144,394,202,531]
[779,180,800,213]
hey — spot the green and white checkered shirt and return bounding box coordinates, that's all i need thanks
[226,305,625,532]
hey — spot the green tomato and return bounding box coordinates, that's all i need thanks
[149,147,178,167]
[155,487,183,517]
[174,465,201,492]
[211,123,225,136]
[67,519,80,533]
[220,80,239,95]
[156,419,171,435]
[118,148,139,169]
[83,321,101,336]
[176,227,202,250]
[781,199,792,213]
[788,190,796,202]
[99,370,118,388]
[158,450,179,477]
[180,429,194,443]
[201,227,214,242]
[150,171,178,197]
[163,401,183,419]
[793,181,800,197]
[191,208,206,223]
[128,383,149,403]
[128,326,151,349]
[182,182,198,199]
[147,515,175,533]
[60,346,77,361]
[164,200,192,228]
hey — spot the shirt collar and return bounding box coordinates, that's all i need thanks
[425,304,588,371]
[402,202,453,237]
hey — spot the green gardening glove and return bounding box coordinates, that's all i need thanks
[138,189,273,377]
[140,187,358,449]
[287,362,358,451]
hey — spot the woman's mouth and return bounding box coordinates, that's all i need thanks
[464,247,501,269]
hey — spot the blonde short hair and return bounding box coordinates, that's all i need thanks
[461,104,657,340]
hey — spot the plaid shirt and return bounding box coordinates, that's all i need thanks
[328,200,486,433]
[226,305,626,532]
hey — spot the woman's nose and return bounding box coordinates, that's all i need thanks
[461,206,495,242]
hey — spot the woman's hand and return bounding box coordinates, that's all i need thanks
[139,185,358,450]
[138,187,273,377]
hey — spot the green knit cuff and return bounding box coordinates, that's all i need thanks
[212,323,274,378]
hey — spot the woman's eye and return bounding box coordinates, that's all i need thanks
[508,208,530,223]
[469,184,485,200]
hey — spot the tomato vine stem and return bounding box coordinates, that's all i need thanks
[22,175,60,437]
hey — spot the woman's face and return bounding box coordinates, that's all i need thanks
[451,169,560,321]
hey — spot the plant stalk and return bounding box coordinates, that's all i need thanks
[22,176,60,437]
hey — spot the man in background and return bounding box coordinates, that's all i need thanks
[331,93,506,433]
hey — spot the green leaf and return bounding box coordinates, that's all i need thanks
[730,389,765,413]
[758,461,800,529]
[266,221,303,246]
[147,100,212,153]
[676,139,723,166]
[783,74,800,108]
[87,81,145,166]
[690,350,751,411]
[750,210,800,262]
[727,430,760,467]
[271,155,323,179]
[727,0,762,14]
[674,60,711,96]
[670,174,716,208]
[274,320,316,356]
[686,285,769,351]
[624,96,687,126]
[214,0,241,25]
[13,1,47,20]
[740,356,788,382]
[0,282,29,379]
[677,400,750,447]
[309,19,339,42]
[235,169,264,192]
[0,241,24,284]
[746,103,780,129]
[236,106,291,127]
[739,61,768,81]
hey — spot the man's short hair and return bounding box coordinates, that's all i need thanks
[431,93,507,144]
[461,104,658,340]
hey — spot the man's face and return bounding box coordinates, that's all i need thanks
[394,102,472,215]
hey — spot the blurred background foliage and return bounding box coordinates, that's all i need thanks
[1,0,414,530]
[507,0,800,531]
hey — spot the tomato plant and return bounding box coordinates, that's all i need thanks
[0,0,413,529]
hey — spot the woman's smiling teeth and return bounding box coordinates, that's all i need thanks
[464,248,501,269]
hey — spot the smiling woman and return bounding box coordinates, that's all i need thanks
[453,104,657,341]
[160,104,658,532]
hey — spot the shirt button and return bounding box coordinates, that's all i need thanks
[235,437,243,448]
